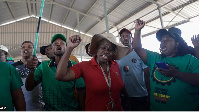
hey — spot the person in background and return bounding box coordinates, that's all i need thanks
[40,44,54,60]
[116,28,150,111]
[0,62,26,111]
[133,19,199,111]
[25,34,85,111]
[55,33,129,111]
[6,56,15,64]
[168,27,199,59]
[0,45,9,62]
[12,41,43,111]
[85,43,93,57]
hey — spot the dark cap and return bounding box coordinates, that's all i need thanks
[119,28,132,36]
[51,34,66,44]
[21,41,34,47]
[156,29,179,42]
[168,27,181,36]
[40,44,51,55]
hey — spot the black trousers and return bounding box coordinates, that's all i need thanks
[121,96,150,111]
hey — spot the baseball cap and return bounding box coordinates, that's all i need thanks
[51,34,66,45]
[40,44,51,55]
[119,28,132,36]
[156,29,179,42]
[168,27,181,36]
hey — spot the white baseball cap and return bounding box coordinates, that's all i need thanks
[0,45,9,55]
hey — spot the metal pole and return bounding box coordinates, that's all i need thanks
[157,5,164,28]
[77,12,82,61]
[104,0,109,33]
[33,0,45,56]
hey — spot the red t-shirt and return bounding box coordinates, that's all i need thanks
[70,57,124,111]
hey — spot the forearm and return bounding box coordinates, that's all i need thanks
[25,71,37,91]
[194,46,199,59]
[77,88,86,111]
[12,88,26,111]
[133,29,142,50]
[55,47,73,81]
[174,72,199,86]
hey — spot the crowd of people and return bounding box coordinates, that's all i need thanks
[0,19,199,111]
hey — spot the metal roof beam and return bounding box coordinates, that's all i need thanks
[26,0,31,16]
[49,0,54,21]
[73,0,99,29]
[6,1,15,19]
[61,0,76,25]
[85,0,127,34]
[144,0,189,20]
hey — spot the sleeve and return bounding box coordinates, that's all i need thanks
[145,49,160,68]
[141,60,148,69]
[34,63,43,84]
[70,62,84,80]
[188,55,199,73]
[10,65,23,91]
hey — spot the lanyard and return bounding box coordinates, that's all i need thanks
[96,59,113,102]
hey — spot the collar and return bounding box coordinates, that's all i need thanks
[48,57,56,67]
[48,57,73,68]
[90,55,116,66]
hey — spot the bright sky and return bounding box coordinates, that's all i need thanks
[141,17,199,53]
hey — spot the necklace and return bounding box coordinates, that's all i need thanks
[96,59,114,110]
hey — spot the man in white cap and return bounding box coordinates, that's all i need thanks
[0,45,9,62]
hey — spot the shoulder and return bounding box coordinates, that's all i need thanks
[12,61,23,67]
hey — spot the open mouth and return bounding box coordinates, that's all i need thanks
[24,50,29,53]
[160,47,167,53]
[57,47,62,51]
[101,55,108,60]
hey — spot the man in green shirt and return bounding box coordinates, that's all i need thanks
[25,34,85,111]
[132,19,199,111]
[0,62,26,111]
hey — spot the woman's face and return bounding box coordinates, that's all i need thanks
[160,35,178,57]
[96,40,115,63]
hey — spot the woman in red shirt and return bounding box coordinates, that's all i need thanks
[55,33,128,111]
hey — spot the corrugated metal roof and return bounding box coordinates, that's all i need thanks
[0,0,198,59]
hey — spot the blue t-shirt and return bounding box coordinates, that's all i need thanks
[116,50,148,97]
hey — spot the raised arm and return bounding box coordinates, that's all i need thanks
[191,34,199,59]
[55,35,81,81]
[25,56,39,91]
[133,19,147,64]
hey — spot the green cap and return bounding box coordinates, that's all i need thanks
[6,56,14,61]
[51,34,67,45]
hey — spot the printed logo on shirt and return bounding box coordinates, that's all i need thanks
[154,87,170,104]
[116,72,119,76]
[132,58,137,63]
[152,67,176,86]
[123,65,129,72]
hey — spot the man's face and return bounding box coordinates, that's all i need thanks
[20,42,33,58]
[45,46,54,59]
[120,31,133,47]
[160,35,178,57]
[0,50,7,62]
[52,38,66,57]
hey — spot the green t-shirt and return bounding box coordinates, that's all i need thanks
[0,62,23,111]
[34,60,85,111]
[146,50,199,111]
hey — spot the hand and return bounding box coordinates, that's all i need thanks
[191,34,199,47]
[157,64,179,77]
[68,35,82,49]
[26,56,38,69]
[135,19,145,31]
